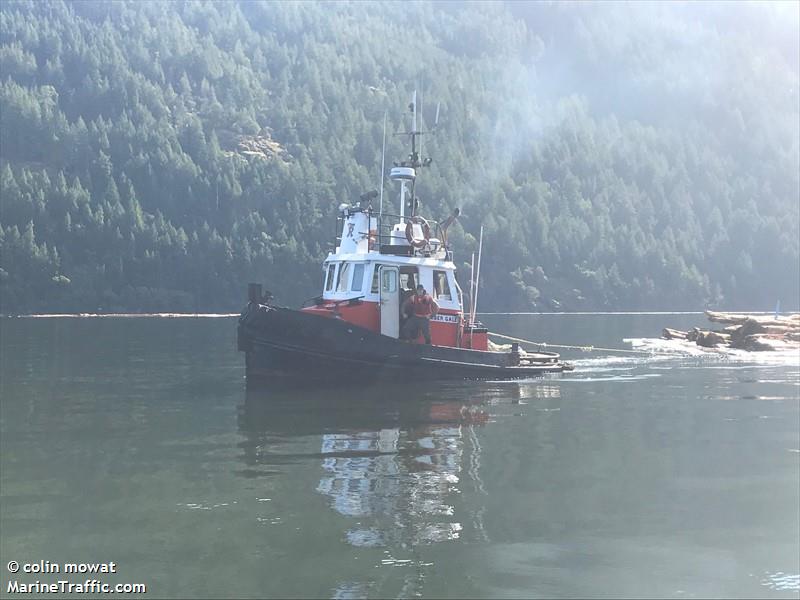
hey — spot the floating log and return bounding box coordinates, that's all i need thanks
[761,325,796,335]
[696,331,730,348]
[706,310,800,328]
[661,311,800,352]
[729,318,766,348]
[662,327,688,340]
[740,335,780,352]
[705,311,753,325]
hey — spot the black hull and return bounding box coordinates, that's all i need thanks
[238,303,572,383]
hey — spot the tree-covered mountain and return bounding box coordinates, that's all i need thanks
[1,0,797,313]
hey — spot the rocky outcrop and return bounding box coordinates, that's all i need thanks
[218,128,291,162]
[235,133,290,161]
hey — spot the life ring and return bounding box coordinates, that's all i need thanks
[405,216,431,248]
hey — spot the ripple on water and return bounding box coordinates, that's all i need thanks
[176,501,237,511]
[561,372,663,383]
[758,571,800,591]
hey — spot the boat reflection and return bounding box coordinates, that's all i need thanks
[238,383,490,548]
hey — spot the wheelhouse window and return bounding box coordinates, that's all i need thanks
[336,262,351,292]
[351,264,365,292]
[399,267,419,292]
[434,270,451,301]
[371,265,380,293]
[381,268,397,293]
[325,264,336,291]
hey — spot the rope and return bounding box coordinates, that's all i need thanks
[478,311,780,316]
[488,331,660,355]
[478,311,706,316]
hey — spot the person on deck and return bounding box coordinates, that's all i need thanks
[402,285,439,344]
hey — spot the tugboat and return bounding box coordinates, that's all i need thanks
[238,96,573,382]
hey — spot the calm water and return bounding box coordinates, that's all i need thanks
[1,314,798,599]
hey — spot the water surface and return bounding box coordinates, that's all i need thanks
[1,314,798,598]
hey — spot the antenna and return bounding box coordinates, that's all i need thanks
[412,90,417,133]
[419,84,422,165]
[394,90,437,169]
[469,252,475,325]
[410,90,417,217]
[471,226,484,325]
[379,111,387,216]
[390,91,438,219]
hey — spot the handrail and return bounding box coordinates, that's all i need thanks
[331,295,365,306]
[302,295,365,309]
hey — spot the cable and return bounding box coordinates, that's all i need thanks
[488,331,663,355]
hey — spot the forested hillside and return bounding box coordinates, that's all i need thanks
[1,0,798,313]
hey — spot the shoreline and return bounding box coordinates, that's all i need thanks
[1,310,790,319]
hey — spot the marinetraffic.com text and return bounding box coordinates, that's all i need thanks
[5,560,146,595]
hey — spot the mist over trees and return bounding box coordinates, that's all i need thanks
[1,0,797,313]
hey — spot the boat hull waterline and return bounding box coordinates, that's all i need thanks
[238,303,573,382]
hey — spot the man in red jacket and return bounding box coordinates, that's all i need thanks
[402,284,439,344]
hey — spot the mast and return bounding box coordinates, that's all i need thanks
[471,226,484,326]
[409,90,419,216]
[390,91,434,219]
[379,112,387,217]
[412,90,417,134]
[469,252,475,324]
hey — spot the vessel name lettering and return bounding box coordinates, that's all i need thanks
[431,314,458,323]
